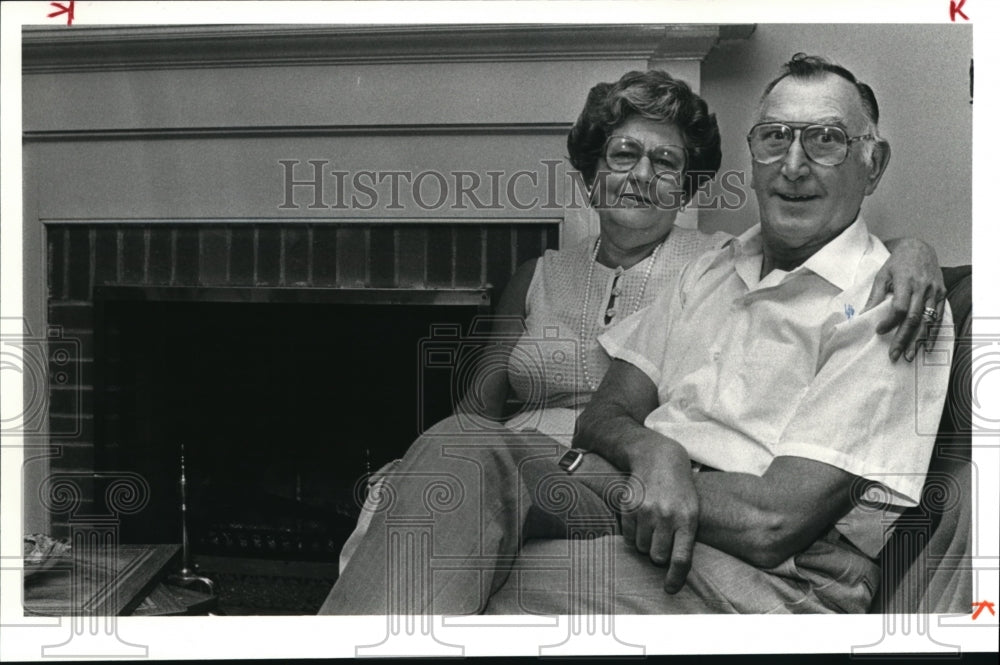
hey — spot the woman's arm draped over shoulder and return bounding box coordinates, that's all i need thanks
[867,237,946,362]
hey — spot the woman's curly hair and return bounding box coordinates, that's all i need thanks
[567,70,721,201]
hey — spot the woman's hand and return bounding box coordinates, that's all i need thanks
[619,440,700,594]
[864,238,946,362]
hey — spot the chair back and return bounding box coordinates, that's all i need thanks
[870,265,973,614]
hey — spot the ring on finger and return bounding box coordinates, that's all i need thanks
[922,306,940,323]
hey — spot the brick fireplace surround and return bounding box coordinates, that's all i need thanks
[44,220,554,538]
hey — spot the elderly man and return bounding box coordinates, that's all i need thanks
[320,54,950,615]
[557,53,953,613]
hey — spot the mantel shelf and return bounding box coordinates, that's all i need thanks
[23,23,755,73]
[94,285,493,308]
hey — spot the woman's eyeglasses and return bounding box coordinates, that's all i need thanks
[746,122,875,167]
[602,135,687,183]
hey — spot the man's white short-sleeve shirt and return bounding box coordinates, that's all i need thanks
[599,218,952,558]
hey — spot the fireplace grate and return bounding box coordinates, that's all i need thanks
[193,555,339,615]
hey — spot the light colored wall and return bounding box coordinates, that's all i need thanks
[23,57,699,223]
[700,24,972,267]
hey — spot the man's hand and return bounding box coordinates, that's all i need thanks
[619,441,699,594]
[574,359,700,592]
[865,238,946,362]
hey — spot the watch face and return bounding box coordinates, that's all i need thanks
[559,449,585,474]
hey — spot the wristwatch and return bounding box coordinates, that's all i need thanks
[558,448,586,474]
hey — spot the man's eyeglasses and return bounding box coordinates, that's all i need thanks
[746,122,875,167]
[603,135,687,183]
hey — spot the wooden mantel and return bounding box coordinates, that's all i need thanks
[23,24,755,72]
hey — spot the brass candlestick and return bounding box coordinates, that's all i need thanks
[166,442,215,594]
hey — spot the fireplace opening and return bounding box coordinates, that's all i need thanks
[95,287,488,567]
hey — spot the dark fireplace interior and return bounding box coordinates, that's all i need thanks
[95,290,483,569]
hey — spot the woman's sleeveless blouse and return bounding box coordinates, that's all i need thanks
[505,228,727,444]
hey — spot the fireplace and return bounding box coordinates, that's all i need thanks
[45,221,558,565]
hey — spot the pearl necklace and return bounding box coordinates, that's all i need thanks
[579,236,664,391]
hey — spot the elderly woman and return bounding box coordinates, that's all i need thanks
[334,69,943,575]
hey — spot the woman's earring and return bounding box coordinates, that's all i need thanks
[679,199,687,213]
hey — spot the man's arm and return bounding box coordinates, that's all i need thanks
[574,359,699,593]
[574,359,860,589]
[693,457,856,569]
